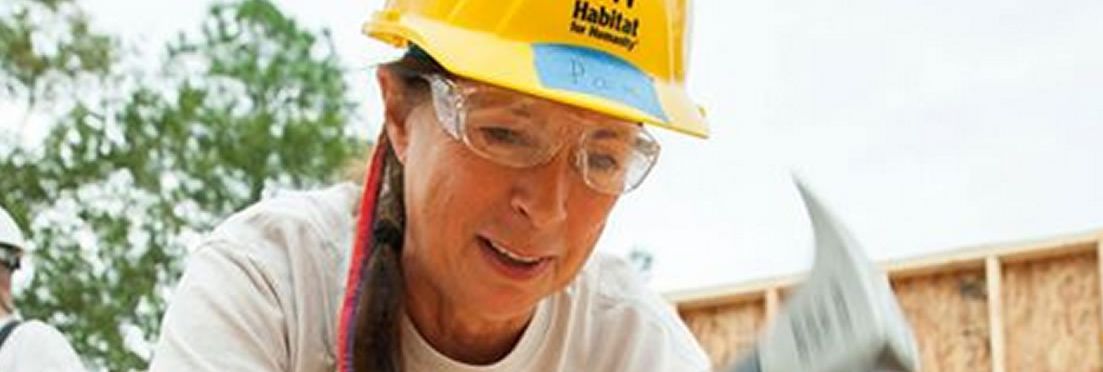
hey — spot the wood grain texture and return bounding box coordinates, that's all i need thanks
[679,300,765,370]
[893,269,992,371]
[1003,253,1101,371]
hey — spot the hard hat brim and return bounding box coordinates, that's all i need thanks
[366,15,709,139]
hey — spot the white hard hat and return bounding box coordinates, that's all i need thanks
[0,206,27,252]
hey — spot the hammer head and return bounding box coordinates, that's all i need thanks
[730,178,920,372]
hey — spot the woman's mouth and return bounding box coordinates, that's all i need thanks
[477,236,551,280]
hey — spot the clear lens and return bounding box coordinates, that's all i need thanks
[423,74,661,195]
[462,104,561,168]
[579,127,660,194]
[427,75,463,139]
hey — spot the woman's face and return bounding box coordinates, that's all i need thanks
[383,70,633,321]
[0,253,16,313]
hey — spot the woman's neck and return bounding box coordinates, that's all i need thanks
[402,265,534,365]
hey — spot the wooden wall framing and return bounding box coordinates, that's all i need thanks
[667,230,1103,371]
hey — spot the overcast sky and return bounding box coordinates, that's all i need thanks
[14,0,1103,292]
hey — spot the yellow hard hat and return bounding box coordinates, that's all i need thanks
[365,0,708,138]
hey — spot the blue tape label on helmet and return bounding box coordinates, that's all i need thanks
[532,43,668,122]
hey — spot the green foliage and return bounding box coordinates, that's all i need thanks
[0,0,114,113]
[0,0,365,370]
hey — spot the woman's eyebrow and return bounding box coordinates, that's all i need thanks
[590,128,626,141]
[508,104,534,118]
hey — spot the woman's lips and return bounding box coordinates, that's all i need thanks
[476,236,552,281]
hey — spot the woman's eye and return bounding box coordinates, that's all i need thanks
[478,126,527,146]
[587,153,622,172]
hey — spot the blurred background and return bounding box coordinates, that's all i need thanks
[1,0,1100,370]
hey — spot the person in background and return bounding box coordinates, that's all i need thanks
[151,0,713,371]
[0,206,85,371]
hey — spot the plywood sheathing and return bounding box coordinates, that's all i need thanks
[1003,251,1102,371]
[892,268,992,371]
[667,230,1103,370]
[679,300,765,370]
[668,230,1099,308]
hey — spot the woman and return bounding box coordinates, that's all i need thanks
[0,207,86,372]
[151,0,712,371]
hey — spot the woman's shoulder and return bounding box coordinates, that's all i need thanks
[560,253,711,371]
[214,183,360,243]
[179,182,361,311]
[9,319,73,345]
[150,183,361,372]
[2,320,85,371]
[203,183,360,263]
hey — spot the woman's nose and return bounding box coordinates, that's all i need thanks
[509,150,572,228]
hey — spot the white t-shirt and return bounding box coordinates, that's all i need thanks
[151,183,710,372]
[0,316,86,372]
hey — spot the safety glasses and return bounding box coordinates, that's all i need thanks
[421,74,661,195]
[0,244,21,271]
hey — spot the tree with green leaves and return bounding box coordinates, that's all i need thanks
[0,0,365,370]
[0,0,114,131]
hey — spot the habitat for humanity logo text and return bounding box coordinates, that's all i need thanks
[569,0,640,51]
